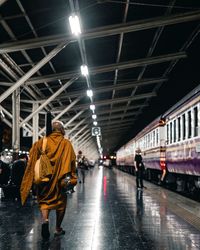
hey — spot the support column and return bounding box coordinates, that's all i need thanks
[32,102,39,143]
[12,88,20,158]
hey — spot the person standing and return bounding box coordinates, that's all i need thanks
[20,121,77,239]
[134,148,145,190]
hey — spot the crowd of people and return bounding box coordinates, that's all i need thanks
[0,153,27,200]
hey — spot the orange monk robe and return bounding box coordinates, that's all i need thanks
[20,131,77,209]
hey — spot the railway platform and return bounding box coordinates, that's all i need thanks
[0,166,200,250]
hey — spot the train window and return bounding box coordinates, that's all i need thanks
[170,122,172,144]
[194,106,198,137]
[156,129,159,145]
[178,117,181,141]
[146,135,148,148]
[188,111,192,138]
[153,130,155,147]
[166,124,169,144]
[182,114,186,140]
[173,120,176,142]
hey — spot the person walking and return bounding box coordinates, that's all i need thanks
[134,148,146,190]
[11,153,27,201]
[77,151,86,183]
[20,121,77,239]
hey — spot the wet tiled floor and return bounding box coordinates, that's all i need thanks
[0,166,200,250]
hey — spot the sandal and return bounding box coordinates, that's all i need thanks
[54,228,65,237]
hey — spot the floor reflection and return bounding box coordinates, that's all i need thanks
[135,189,144,232]
[0,167,200,250]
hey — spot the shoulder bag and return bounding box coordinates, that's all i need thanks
[34,137,53,185]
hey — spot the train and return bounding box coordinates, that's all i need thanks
[116,84,200,198]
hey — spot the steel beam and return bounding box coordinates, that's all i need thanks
[1,117,12,127]
[20,77,78,127]
[95,92,156,107]
[0,0,7,6]
[0,81,12,87]
[0,105,32,134]
[110,0,130,119]
[72,135,90,149]
[79,137,93,149]
[77,132,91,146]
[121,0,175,120]
[102,126,132,133]
[98,119,135,126]
[39,97,82,135]
[79,133,89,144]
[0,56,38,100]
[12,89,20,153]
[29,77,166,102]
[70,124,88,141]
[23,52,185,85]
[0,42,68,104]
[64,110,85,129]
[0,11,200,53]
[101,123,133,129]
[32,103,39,143]
[55,97,82,121]
[49,101,148,114]
[20,77,167,104]
[68,118,88,137]
[84,143,96,157]
[97,111,138,121]
[101,122,133,128]
[68,107,140,120]
[69,0,93,95]
[98,109,139,117]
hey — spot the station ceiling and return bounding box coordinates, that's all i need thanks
[0,0,200,154]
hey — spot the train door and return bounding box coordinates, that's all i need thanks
[159,119,167,182]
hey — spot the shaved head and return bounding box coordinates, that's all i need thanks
[52,120,65,135]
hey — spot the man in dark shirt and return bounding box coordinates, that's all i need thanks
[134,148,145,190]
[77,151,87,183]
[0,159,10,185]
[11,154,27,199]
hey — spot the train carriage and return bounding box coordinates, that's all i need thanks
[116,139,134,166]
[116,84,200,195]
[164,89,200,177]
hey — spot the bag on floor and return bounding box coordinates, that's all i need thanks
[34,137,53,185]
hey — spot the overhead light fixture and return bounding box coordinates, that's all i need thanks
[92,114,97,120]
[69,15,81,36]
[81,65,89,76]
[90,104,95,111]
[87,89,93,97]
[93,121,98,126]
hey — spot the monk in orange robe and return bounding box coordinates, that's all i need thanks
[20,121,77,239]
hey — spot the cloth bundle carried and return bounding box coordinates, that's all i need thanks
[34,137,53,185]
[60,172,77,193]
